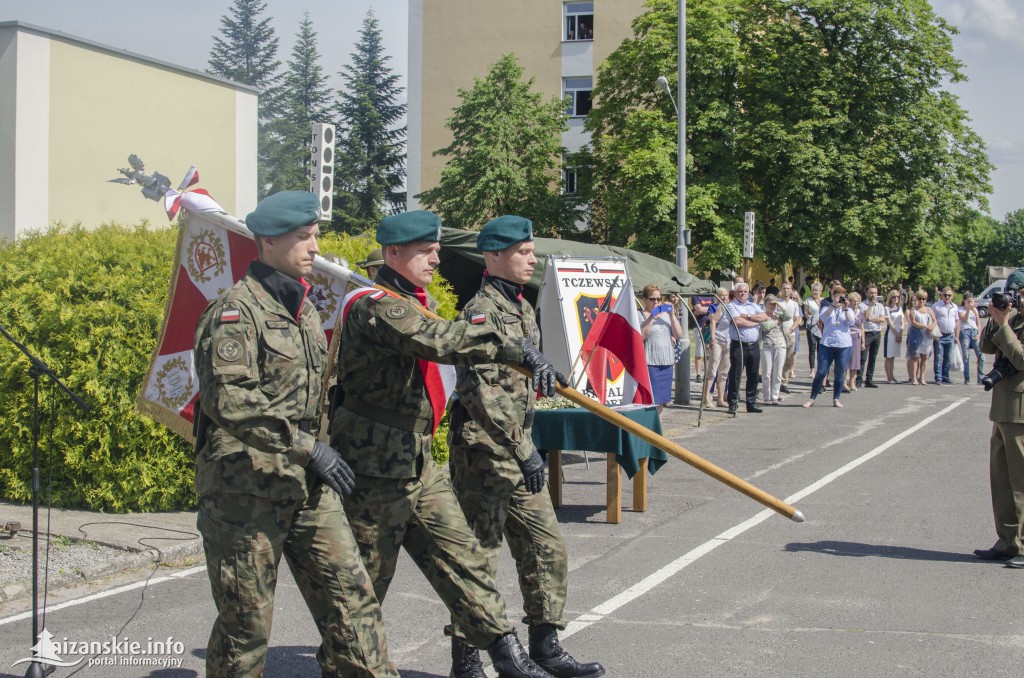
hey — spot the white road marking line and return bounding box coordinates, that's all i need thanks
[0,566,206,627]
[562,397,970,639]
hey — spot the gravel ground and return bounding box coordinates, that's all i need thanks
[0,532,129,602]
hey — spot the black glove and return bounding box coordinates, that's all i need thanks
[521,338,558,398]
[518,448,546,494]
[307,442,355,497]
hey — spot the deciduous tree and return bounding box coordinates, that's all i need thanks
[417,54,581,236]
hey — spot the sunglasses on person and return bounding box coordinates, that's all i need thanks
[646,295,662,301]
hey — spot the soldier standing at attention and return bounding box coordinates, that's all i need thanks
[447,215,606,678]
[330,210,562,678]
[193,191,396,678]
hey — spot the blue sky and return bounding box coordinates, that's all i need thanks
[2,0,1020,220]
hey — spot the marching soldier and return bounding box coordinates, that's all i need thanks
[330,210,561,677]
[193,191,396,678]
[447,216,605,678]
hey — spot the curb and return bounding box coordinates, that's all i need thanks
[0,538,204,605]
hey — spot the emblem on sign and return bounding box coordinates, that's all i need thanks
[154,356,193,410]
[306,272,337,322]
[187,228,227,284]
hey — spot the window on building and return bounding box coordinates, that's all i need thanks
[564,78,593,117]
[561,167,577,196]
[565,2,594,41]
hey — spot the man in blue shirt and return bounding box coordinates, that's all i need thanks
[725,283,771,414]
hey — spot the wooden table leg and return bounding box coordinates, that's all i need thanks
[547,450,562,508]
[606,453,621,524]
[633,457,648,512]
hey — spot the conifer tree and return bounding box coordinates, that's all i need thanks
[332,10,407,234]
[208,0,282,198]
[268,13,334,192]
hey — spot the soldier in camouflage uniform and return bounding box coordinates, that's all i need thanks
[193,191,396,678]
[447,216,606,678]
[330,210,562,678]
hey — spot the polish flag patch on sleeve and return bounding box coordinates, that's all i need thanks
[469,312,487,325]
[219,307,240,323]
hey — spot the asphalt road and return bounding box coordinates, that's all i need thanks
[1,378,1017,678]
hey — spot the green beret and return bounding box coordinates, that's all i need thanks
[376,210,442,245]
[356,247,384,269]
[246,191,320,237]
[477,215,533,252]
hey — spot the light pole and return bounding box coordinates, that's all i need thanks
[656,0,690,405]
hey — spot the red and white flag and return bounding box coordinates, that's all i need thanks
[136,208,351,441]
[581,285,653,405]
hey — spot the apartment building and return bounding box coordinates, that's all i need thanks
[407,0,646,210]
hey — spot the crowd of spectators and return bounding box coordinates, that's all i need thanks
[685,276,989,414]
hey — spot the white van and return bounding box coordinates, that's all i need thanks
[976,280,1006,317]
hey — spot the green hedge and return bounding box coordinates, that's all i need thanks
[0,223,457,512]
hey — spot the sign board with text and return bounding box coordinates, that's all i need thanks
[537,257,635,405]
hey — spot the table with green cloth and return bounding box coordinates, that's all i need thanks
[531,405,668,523]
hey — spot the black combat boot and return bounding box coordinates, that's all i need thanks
[486,632,555,678]
[450,636,487,678]
[528,624,605,678]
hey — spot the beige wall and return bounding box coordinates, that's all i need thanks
[0,29,19,241]
[594,1,645,67]
[0,23,257,239]
[411,0,647,206]
[47,39,249,229]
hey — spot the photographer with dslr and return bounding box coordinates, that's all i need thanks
[975,269,1024,568]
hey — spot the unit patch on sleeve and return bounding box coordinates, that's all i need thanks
[216,337,244,362]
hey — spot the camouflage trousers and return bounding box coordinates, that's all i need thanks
[449,444,569,633]
[197,489,396,678]
[344,458,513,650]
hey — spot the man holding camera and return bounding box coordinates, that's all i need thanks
[975,271,1024,568]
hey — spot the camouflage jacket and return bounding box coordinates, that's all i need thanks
[193,263,326,499]
[330,271,524,479]
[451,279,540,462]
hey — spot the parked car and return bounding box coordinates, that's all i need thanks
[976,279,1006,317]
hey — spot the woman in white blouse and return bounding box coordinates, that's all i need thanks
[959,292,983,385]
[905,290,936,385]
[803,282,824,373]
[803,285,855,408]
[882,289,905,383]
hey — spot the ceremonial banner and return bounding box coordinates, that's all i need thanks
[537,257,649,405]
[136,206,351,441]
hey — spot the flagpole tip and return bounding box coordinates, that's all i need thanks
[790,510,805,523]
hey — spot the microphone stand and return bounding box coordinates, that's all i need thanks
[0,322,88,678]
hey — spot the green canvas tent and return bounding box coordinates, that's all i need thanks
[438,227,716,308]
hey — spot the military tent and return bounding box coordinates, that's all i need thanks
[438,227,716,308]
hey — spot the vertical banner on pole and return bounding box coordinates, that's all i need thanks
[743,211,755,260]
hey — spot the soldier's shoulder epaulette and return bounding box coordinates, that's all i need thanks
[369,293,420,323]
